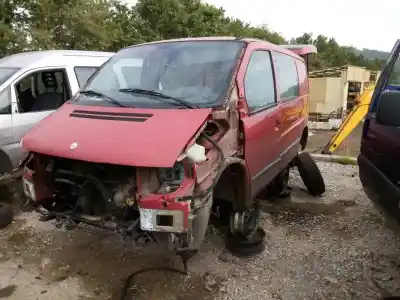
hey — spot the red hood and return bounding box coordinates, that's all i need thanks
[22,103,211,168]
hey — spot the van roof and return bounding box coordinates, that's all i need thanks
[0,50,115,69]
[125,36,304,60]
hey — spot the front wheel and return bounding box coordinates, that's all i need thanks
[229,200,260,237]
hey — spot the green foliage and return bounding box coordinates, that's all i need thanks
[0,0,389,71]
[290,33,386,71]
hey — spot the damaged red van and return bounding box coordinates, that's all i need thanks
[20,37,318,259]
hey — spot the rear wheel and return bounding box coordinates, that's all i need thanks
[295,152,325,196]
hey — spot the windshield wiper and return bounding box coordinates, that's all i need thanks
[118,88,197,109]
[80,89,127,108]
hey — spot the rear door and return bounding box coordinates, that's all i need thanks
[360,40,400,214]
[237,42,283,199]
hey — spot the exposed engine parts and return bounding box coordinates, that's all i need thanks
[23,151,217,254]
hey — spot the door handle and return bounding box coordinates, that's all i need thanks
[274,120,281,132]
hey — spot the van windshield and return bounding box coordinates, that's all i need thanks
[0,67,19,86]
[72,40,243,109]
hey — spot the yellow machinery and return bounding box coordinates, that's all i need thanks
[321,84,376,154]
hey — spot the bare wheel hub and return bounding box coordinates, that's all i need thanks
[229,204,259,237]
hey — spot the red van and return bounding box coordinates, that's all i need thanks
[20,37,317,259]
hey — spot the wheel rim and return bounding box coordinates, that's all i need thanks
[230,201,260,236]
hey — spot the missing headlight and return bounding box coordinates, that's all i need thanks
[156,162,185,194]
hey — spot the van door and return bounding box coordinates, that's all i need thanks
[237,44,283,199]
[359,39,400,219]
[0,87,14,172]
[271,51,306,167]
[11,67,72,143]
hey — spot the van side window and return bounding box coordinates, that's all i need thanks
[14,69,71,113]
[370,53,400,113]
[272,52,299,100]
[0,87,11,115]
[296,60,308,93]
[74,67,98,87]
[244,50,276,112]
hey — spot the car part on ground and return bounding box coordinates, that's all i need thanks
[0,202,13,229]
[295,152,326,196]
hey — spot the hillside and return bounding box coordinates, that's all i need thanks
[361,48,390,61]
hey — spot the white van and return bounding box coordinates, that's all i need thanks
[0,50,114,174]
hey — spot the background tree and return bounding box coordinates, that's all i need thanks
[0,0,391,71]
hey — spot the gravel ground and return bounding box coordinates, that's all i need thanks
[1,162,400,300]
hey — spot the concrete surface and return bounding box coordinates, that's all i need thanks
[305,125,363,157]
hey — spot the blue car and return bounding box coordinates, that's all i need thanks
[358,39,400,230]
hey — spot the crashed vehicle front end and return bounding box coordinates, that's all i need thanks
[20,39,245,257]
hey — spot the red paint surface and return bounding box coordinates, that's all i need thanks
[235,41,308,178]
[138,176,195,229]
[236,41,283,177]
[22,103,211,168]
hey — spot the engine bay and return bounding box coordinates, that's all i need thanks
[23,154,195,245]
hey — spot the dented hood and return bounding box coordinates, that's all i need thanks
[22,103,211,168]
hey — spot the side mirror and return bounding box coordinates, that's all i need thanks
[376,90,400,127]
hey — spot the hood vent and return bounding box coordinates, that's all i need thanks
[69,109,153,122]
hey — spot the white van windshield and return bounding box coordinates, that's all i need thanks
[0,67,19,86]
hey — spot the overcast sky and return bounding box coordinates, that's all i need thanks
[125,0,398,52]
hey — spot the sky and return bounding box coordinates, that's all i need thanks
[125,0,398,52]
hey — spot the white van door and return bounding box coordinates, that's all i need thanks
[0,87,13,144]
[11,67,72,142]
[0,86,16,172]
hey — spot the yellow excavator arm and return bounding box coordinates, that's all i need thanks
[321,84,376,154]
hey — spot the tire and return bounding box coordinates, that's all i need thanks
[295,152,325,196]
[0,202,13,229]
[225,228,266,257]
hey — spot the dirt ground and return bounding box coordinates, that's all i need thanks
[306,125,363,157]
[1,162,400,300]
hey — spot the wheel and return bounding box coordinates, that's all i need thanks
[225,227,266,257]
[0,202,13,229]
[227,201,266,257]
[229,200,260,237]
[295,152,325,196]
